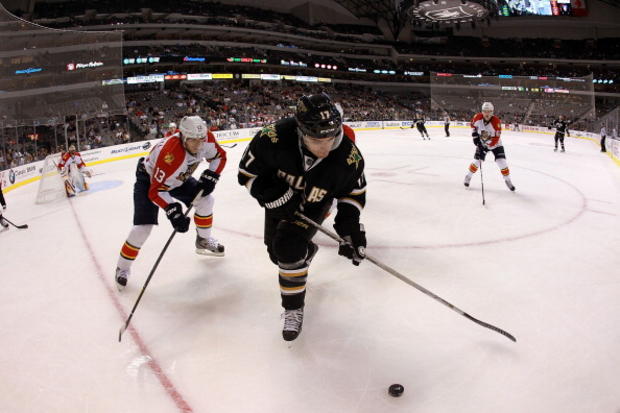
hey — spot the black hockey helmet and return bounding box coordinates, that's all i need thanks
[295,93,342,139]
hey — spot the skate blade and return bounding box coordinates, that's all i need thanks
[196,248,225,257]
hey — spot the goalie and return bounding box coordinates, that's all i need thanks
[57,145,91,197]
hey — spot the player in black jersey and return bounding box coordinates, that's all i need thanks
[551,115,570,152]
[412,113,430,139]
[238,93,367,341]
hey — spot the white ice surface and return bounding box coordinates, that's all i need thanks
[1,127,619,413]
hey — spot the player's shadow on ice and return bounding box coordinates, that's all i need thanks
[79,180,123,195]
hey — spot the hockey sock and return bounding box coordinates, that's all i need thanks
[194,213,213,239]
[468,160,480,175]
[194,194,215,239]
[278,258,309,309]
[117,225,154,270]
[495,158,511,180]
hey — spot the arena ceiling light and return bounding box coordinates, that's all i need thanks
[405,0,498,24]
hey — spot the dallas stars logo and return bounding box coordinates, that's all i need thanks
[346,146,362,169]
[260,124,278,143]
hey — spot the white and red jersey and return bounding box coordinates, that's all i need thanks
[342,124,356,143]
[143,129,227,209]
[471,113,503,149]
[57,151,86,171]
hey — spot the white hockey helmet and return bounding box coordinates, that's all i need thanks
[169,122,177,129]
[179,116,207,140]
[68,144,76,152]
[481,102,494,112]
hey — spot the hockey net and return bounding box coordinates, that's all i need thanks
[35,153,65,204]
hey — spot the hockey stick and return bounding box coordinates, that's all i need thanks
[295,212,516,343]
[1,216,28,229]
[220,143,238,148]
[118,189,204,342]
[479,159,486,206]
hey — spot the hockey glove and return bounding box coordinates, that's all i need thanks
[199,169,220,196]
[334,221,367,266]
[261,180,301,220]
[473,137,486,152]
[164,202,190,233]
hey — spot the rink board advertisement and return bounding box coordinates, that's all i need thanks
[2,122,619,192]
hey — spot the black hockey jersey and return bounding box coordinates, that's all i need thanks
[415,117,426,126]
[552,119,570,135]
[238,117,366,223]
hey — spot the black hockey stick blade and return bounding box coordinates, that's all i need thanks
[2,217,28,229]
[221,143,238,148]
[463,313,516,342]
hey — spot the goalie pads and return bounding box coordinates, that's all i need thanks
[64,164,89,195]
[64,177,76,197]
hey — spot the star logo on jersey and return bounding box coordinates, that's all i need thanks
[261,124,278,143]
[346,146,362,169]
[164,153,175,165]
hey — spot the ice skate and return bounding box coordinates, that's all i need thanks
[196,235,225,257]
[0,218,8,230]
[115,267,129,291]
[282,308,304,341]
[561,147,565,152]
[554,147,558,152]
[464,174,472,188]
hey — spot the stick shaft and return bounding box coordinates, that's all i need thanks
[295,212,516,342]
[479,159,486,206]
[119,190,203,342]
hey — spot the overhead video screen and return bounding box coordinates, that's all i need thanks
[498,0,588,16]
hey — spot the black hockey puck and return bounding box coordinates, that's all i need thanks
[388,384,404,397]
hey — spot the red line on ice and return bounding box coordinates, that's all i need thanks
[68,199,194,413]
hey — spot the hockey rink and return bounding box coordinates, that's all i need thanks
[1,126,619,413]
